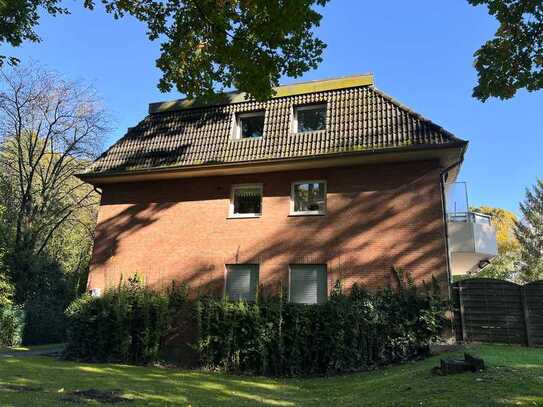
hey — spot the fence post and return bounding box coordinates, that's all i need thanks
[458,281,467,342]
[520,286,532,347]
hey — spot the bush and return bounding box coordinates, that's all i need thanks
[197,280,447,376]
[23,297,67,345]
[7,253,74,345]
[0,304,25,347]
[64,278,186,364]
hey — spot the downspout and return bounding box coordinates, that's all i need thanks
[440,158,464,291]
[439,148,466,343]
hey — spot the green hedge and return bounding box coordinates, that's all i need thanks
[23,296,67,345]
[0,304,25,347]
[64,278,187,363]
[197,281,447,376]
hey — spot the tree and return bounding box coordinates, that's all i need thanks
[0,63,108,301]
[515,179,543,282]
[0,0,67,66]
[0,204,15,307]
[1,0,328,100]
[469,0,543,101]
[471,206,521,281]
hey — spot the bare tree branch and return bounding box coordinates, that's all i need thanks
[0,62,110,259]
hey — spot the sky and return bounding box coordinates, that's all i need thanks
[2,0,542,214]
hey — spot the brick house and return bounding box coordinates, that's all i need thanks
[79,74,473,303]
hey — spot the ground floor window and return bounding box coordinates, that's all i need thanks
[225,264,259,301]
[289,264,327,304]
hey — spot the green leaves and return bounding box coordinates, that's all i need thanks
[149,0,329,100]
[197,283,448,376]
[514,178,543,282]
[1,0,328,100]
[0,303,25,346]
[0,0,68,66]
[64,277,186,363]
[469,0,543,101]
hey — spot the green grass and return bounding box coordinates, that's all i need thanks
[0,344,542,406]
[0,343,63,353]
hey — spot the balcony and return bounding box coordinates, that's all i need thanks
[447,211,498,276]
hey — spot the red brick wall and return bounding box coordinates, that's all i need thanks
[88,160,449,297]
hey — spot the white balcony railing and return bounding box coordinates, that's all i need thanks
[447,211,491,225]
[447,211,498,276]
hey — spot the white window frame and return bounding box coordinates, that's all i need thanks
[288,264,328,304]
[229,183,263,218]
[232,111,265,140]
[290,180,327,216]
[293,103,327,133]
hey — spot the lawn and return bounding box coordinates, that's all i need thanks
[0,344,542,406]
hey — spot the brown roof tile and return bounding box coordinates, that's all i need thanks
[85,83,466,176]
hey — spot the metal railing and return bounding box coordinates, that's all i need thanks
[447,211,492,225]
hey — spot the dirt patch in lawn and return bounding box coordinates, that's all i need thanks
[60,389,133,404]
[0,384,43,392]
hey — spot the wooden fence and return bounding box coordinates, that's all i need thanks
[452,278,543,346]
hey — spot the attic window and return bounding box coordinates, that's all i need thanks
[234,111,265,139]
[294,104,326,133]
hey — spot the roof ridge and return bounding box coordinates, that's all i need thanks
[149,74,374,114]
[370,87,466,144]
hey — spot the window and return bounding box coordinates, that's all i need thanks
[291,181,326,215]
[289,264,327,304]
[294,104,326,133]
[234,111,265,139]
[226,264,259,301]
[229,184,262,218]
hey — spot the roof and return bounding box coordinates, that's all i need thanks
[82,74,467,178]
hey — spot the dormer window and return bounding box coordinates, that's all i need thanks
[294,104,326,133]
[234,111,265,139]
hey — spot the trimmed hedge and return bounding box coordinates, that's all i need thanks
[64,279,187,364]
[197,281,447,376]
[64,271,447,375]
[0,304,25,347]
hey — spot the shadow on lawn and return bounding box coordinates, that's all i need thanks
[0,357,299,406]
[1,346,543,406]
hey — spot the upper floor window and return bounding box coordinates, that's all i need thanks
[290,180,326,215]
[229,184,262,218]
[234,111,265,139]
[294,104,326,133]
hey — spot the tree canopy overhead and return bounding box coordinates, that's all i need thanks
[1,0,329,101]
[2,1,542,101]
[469,0,543,101]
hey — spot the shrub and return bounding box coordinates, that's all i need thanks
[23,296,67,345]
[197,279,447,376]
[64,277,186,364]
[0,304,25,347]
[6,253,74,345]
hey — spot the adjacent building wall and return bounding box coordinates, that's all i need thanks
[88,160,448,297]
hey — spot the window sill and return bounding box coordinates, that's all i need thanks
[288,212,326,217]
[227,214,262,219]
